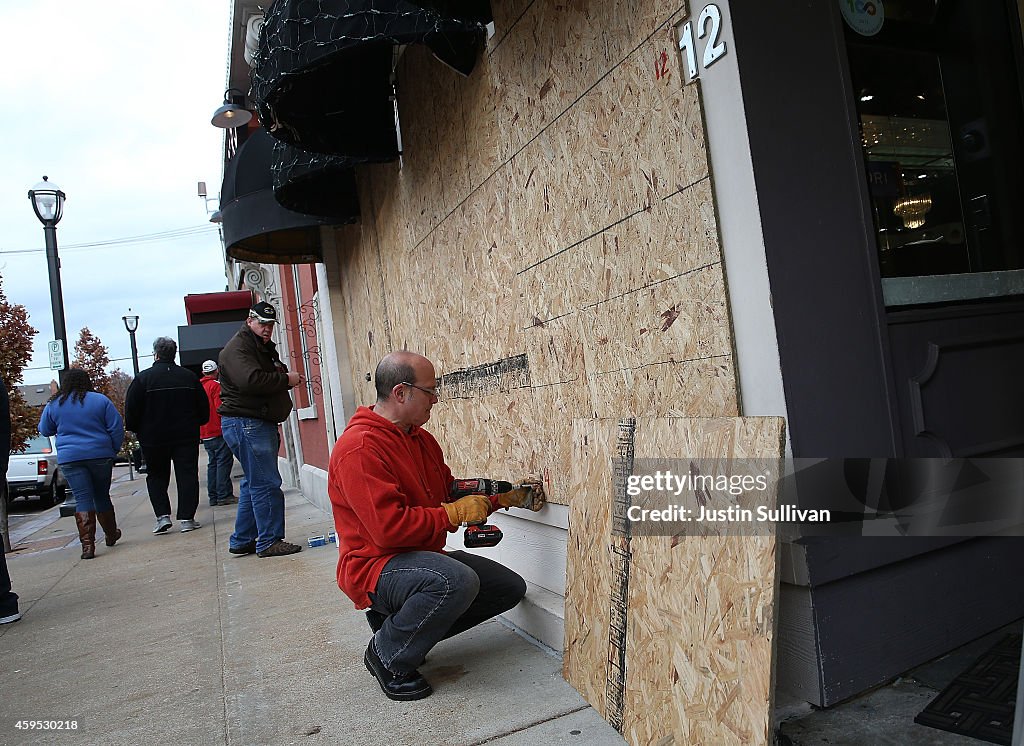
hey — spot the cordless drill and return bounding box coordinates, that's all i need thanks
[448,478,514,548]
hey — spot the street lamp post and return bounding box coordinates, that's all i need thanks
[121,310,141,481]
[28,176,69,386]
[122,310,140,376]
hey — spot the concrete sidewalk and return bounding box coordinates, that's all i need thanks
[1,464,624,746]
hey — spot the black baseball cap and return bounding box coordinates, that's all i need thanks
[249,301,277,323]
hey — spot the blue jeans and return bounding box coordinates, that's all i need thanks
[368,550,526,674]
[60,458,114,513]
[221,417,285,553]
[202,436,234,504]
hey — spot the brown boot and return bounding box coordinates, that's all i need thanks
[96,510,121,547]
[75,512,97,559]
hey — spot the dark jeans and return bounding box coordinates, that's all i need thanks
[202,436,234,504]
[367,550,527,675]
[60,458,114,513]
[143,442,200,520]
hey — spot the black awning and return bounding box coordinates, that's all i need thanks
[271,140,361,220]
[177,321,244,368]
[252,0,486,157]
[219,128,335,264]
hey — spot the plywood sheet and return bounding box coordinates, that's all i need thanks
[564,416,785,745]
[338,0,735,517]
[588,359,738,420]
[431,381,586,506]
[517,179,721,325]
[506,20,707,271]
[580,264,732,375]
[491,1,688,157]
[562,418,620,716]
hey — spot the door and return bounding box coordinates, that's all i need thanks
[843,0,1024,457]
[731,0,1024,458]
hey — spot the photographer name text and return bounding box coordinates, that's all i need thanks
[626,504,831,523]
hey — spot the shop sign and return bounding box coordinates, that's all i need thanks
[840,0,885,36]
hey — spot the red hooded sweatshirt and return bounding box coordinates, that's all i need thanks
[328,406,456,608]
[199,374,223,439]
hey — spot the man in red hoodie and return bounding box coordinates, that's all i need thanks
[199,360,236,507]
[328,351,541,701]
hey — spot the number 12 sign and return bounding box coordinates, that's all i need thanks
[677,3,728,83]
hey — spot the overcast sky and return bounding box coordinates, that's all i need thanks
[0,1,233,386]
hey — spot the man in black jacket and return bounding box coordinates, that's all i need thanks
[218,301,303,558]
[125,336,210,534]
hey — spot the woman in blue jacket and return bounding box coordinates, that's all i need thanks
[39,369,125,559]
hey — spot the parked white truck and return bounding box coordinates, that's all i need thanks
[6,434,66,508]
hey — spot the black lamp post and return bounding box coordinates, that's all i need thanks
[28,176,69,386]
[122,310,140,376]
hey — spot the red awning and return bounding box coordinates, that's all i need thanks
[183,291,254,324]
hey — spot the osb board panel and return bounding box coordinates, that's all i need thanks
[431,383,586,505]
[337,0,734,519]
[564,417,785,746]
[588,359,738,420]
[579,264,733,375]
[491,1,688,158]
[332,219,388,410]
[489,0,535,51]
[518,179,720,324]
[523,314,588,388]
[460,51,505,190]
[562,419,619,716]
[506,21,707,271]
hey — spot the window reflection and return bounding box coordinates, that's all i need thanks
[845,1,1024,300]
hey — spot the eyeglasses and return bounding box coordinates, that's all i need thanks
[402,381,439,398]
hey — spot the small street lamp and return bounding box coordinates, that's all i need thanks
[122,310,140,376]
[28,176,69,385]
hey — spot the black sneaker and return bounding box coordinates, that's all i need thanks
[229,541,257,555]
[256,540,302,558]
[363,641,432,701]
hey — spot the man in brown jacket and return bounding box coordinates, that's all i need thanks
[218,301,303,558]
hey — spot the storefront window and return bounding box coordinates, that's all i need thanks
[844,0,1024,305]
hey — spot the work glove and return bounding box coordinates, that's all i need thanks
[443,494,491,526]
[496,481,546,511]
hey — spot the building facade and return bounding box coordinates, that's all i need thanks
[212,1,1024,741]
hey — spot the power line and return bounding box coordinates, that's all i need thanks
[0,224,220,256]
[23,352,136,370]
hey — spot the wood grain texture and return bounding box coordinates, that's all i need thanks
[564,417,786,745]
[327,1,734,502]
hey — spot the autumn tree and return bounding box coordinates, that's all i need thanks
[72,327,112,399]
[106,368,132,421]
[106,368,137,459]
[0,273,39,551]
[0,273,40,452]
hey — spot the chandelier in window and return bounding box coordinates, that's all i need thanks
[893,194,933,229]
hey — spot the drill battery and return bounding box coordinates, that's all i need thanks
[464,523,503,548]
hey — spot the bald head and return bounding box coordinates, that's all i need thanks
[375,351,430,402]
